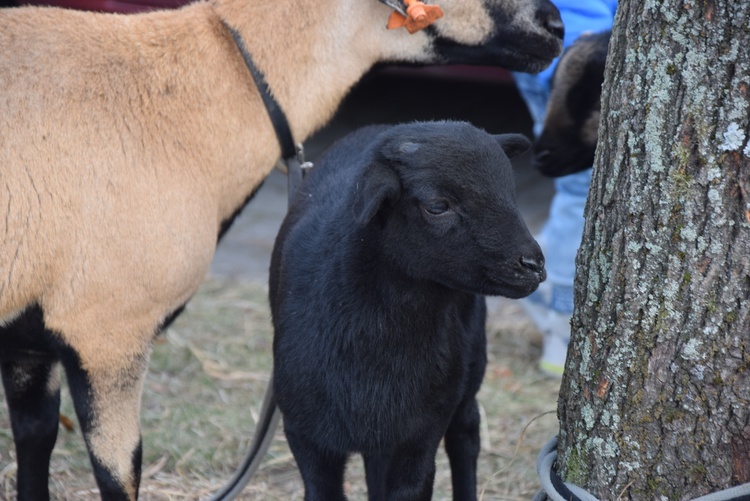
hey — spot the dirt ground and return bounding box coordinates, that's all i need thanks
[0,278,562,500]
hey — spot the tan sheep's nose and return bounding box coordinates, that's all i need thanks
[537,3,565,40]
[544,17,565,40]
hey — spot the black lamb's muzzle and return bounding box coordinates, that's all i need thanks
[482,272,543,298]
[520,253,546,279]
[481,251,546,298]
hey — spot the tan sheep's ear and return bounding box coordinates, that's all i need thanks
[352,163,401,226]
[494,133,532,158]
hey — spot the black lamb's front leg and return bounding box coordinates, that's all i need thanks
[384,438,441,501]
[444,396,481,501]
[1,356,62,501]
[363,449,390,501]
[284,427,348,501]
[445,296,486,501]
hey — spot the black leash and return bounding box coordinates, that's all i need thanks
[222,20,296,160]
[206,379,280,501]
[221,21,312,199]
[206,22,313,501]
[208,2,432,492]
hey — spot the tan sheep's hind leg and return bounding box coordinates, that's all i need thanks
[60,343,151,501]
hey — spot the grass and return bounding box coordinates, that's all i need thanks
[0,277,561,500]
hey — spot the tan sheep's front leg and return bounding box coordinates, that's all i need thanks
[61,343,152,501]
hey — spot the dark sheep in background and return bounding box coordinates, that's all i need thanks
[269,121,546,500]
[534,30,612,177]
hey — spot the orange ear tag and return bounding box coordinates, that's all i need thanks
[387,0,444,34]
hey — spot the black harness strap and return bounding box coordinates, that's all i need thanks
[222,20,312,203]
[222,20,297,161]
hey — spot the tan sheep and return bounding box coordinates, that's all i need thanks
[0,0,563,498]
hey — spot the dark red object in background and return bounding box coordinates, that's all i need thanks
[17,0,190,13]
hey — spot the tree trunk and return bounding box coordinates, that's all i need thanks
[557,0,750,498]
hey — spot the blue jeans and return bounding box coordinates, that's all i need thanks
[513,73,591,315]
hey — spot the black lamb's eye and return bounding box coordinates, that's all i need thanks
[422,201,450,215]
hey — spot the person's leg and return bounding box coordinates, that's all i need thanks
[513,70,594,377]
[530,168,592,377]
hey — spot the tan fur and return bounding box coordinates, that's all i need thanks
[0,0,561,496]
[86,354,150,499]
[47,364,61,397]
[0,0,560,371]
[433,0,494,44]
[0,2,432,352]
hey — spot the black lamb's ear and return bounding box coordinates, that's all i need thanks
[494,133,532,158]
[352,163,401,226]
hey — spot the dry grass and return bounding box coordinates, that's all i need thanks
[0,278,561,500]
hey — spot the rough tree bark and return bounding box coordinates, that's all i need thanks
[557,0,750,498]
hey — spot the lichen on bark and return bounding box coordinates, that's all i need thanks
[557,0,750,498]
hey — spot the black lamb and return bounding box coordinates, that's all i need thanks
[269,121,546,501]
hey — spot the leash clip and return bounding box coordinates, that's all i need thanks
[295,143,314,169]
[286,144,314,208]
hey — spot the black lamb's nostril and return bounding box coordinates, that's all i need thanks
[520,255,545,274]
